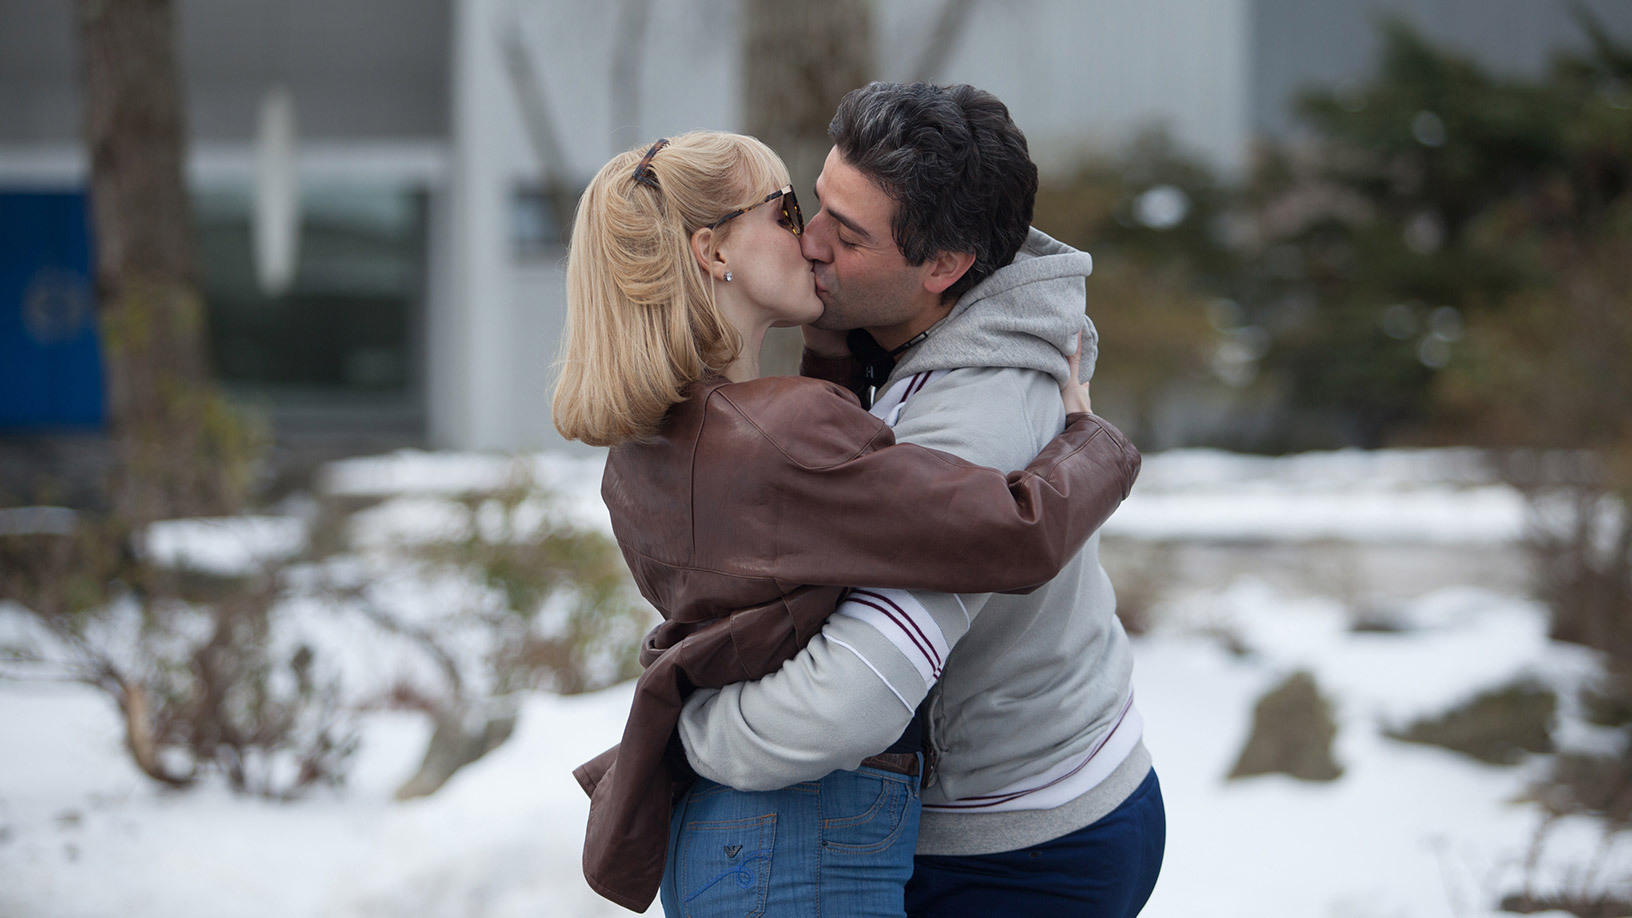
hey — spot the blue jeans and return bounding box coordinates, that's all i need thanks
[905,768,1166,918]
[661,761,923,918]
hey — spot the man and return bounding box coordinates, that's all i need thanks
[677,82,1164,916]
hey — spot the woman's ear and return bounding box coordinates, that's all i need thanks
[690,227,729,282]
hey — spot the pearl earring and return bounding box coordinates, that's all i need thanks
[724,271,733,282]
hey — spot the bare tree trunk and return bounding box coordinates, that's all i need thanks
[743,0,874,374]
[499,11,584,244]
[907,0,977,84]
[76,0,249,526]
[119,677,194,788]
[609,0,654,152]
[742,0,874,197]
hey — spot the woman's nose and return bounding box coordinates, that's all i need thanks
[800,212,831,262]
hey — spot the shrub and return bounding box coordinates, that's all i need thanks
[334,474,650,798]
[0,522,356,798]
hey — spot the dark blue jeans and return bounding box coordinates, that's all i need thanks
[905,768,1165,918]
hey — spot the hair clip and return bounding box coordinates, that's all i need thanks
[632,138,669,189]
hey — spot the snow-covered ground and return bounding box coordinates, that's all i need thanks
[1,448,1627,917]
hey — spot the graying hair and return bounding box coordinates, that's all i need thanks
[829,81,1038,300]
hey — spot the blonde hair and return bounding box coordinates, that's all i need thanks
[551,131,791,447]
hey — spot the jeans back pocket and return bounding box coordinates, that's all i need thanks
[820,769,916,854]
[677,812,776,918]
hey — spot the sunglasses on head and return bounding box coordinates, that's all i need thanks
[707,185,804,237]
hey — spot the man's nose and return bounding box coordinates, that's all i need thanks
[800,212,832,263]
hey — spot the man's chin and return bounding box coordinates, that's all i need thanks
[809,310,859,332]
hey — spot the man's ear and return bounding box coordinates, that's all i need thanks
[923,249,977,296]
[690,227,729,281]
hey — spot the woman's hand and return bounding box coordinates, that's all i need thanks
[1061,333,1092,415]
[801,325,851,359]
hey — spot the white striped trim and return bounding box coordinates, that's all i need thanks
[924,694,1144,812]
[832,587,949,693]
[870,370,944,428]
[825,636,914,713]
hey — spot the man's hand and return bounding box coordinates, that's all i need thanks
[1061,333,1092,415]
[802,325,851,359]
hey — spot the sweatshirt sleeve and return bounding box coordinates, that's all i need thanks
[677,588,974,789]
[680,369,1090,787]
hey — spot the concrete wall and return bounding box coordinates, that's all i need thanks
[0,0,450,144]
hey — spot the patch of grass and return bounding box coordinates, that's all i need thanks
[303,493,386,562]
[1500,892,1632,918]
[1531,751,1632,828]
[1582,674,1632,730]
[1506,737,1632,918]
[1349,600,1410,634]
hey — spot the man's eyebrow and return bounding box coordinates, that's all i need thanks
[824,204,875,242]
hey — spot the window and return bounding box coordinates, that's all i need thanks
[193,185,427,425]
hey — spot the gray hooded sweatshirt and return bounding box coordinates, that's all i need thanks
[677,228,1149,856]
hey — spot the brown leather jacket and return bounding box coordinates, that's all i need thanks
[573,373,1141,911]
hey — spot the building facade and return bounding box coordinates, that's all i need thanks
[1,0,1626,452]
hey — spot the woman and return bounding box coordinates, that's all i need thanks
[553,132,1140,915]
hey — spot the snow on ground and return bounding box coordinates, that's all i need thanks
[1135,581,1621,918]
[322,450,614,539]
[1,448,1626,917]
[1107,447,1528,545]
[142,516,311,576]
[0,679,432,918]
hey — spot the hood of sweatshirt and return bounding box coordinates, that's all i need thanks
[889,227,1097,389]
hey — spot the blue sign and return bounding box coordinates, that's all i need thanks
[0,192,104,429]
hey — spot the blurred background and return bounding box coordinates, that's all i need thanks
[1,1,1629,916]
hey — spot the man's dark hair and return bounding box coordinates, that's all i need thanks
[828,81,1038,301]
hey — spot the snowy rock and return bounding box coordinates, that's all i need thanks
[1229,670,1344,781]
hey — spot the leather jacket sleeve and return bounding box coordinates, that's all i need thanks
[798,346,869,404]
[690,381,1140,595]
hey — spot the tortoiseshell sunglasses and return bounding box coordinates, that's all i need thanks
[706,185,804,238]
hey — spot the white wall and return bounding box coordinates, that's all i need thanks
[453,0,1253,187]
[876,0,1253,175]
[453,0,1254,451]
[438,0,745,451]
[0,0,450,145]
[10,0,1623,452]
